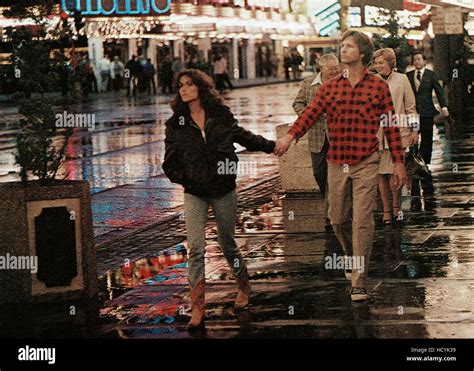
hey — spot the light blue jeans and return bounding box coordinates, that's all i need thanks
[184,189,246,287]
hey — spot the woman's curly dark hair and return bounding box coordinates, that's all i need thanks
[170,69,224,114]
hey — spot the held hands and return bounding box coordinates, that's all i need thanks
[274,134,294,156]
[441,107,449,117]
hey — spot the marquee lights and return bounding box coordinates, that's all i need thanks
[61,0,171,16]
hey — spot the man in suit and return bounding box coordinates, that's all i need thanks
[292,53,339,230]
[407,51,449,165]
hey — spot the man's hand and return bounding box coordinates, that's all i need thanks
[274,134,294,156]
[441,107,449,117]
[392,163,407,190]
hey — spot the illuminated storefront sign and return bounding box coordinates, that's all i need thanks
[202,0,232,4]
[364,5,424,28]
[350,0,402,10]
[233,0,289,8]
[349,7,362,28]
[440,0,474,9]
[314,1,341,36]
[163,23,216,33]
[61,0,171,16]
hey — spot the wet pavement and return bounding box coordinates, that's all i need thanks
[1,81,474,339]
[0,80,301,246]
[94,104,474,339]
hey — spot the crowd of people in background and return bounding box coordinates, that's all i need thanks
[54,46,304,99]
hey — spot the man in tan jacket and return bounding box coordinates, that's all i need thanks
[292,54,339,229]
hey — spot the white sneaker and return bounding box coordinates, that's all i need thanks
[351,287,369,302]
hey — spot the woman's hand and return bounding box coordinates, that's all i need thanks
[274,134,294,156]
[409,131,419,146]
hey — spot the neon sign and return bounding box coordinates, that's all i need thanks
[61,0,172,16]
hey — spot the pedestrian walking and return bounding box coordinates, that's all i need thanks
[162,69,275,330]
[125,54,141,96]
[264,54,273,78]
[213,54,225,92]
[406,51,449,200]
[292,53,339,231]
[186,56,199,69]
[98,55,111,92]
[373,48,418,226]
[220,55,234,90]
[143,58,157,94]
[270,52,279,77]
[283,52,292,80]
[137,55,147,93]
[160,55,173,94]
[110,56,124,92]
[291,50,303,80]
[171,57,184,90]
[406,51,449,165]
[275,31,406,302]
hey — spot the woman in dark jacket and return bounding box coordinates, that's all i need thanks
[162,69,275,330]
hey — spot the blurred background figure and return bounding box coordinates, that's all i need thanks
[98,55,111,92]
[110,55,124,93]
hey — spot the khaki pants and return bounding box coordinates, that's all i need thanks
[327,151,381,288]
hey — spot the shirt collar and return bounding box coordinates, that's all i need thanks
[311,72,323,86]
[416,66,426,75]
[379,70,394,81]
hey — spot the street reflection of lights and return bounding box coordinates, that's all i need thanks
[106,270,114,300]
[449,255,459,270]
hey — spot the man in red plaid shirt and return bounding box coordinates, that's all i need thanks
[275,31,407,302]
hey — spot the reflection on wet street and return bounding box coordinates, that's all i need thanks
[0,86,296,243]
[97,142,474,339]
[2,84,474,339]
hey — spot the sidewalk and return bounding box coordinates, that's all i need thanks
[96,116,474,339]
[0,75,305,246]
[0,73,310,109]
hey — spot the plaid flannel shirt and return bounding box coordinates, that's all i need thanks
[288,69,404,165]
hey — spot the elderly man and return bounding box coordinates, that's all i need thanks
[292,53,339,230]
